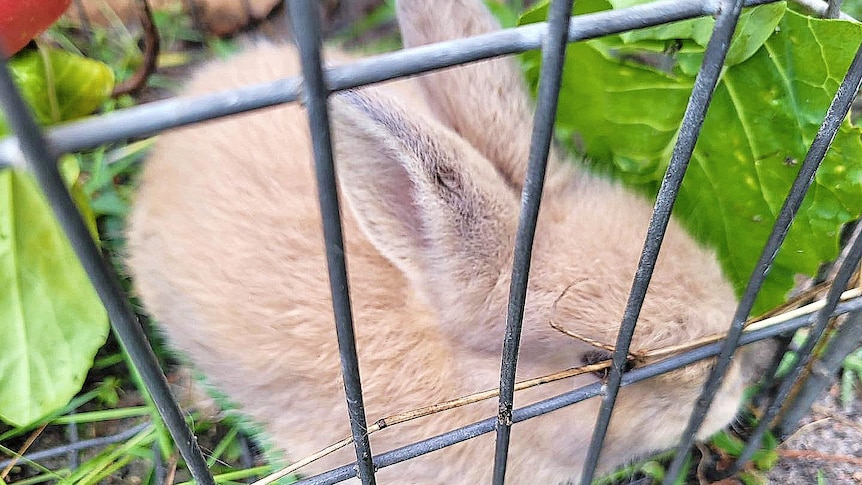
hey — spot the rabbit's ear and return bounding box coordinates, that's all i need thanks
[395,0,558,191]
[330,90,518,295]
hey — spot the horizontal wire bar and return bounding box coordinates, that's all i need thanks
[0,0,782,167]
[580,0,744,481]
[290,295,862,485]
[290,0,376,483]
[492,0,575,482]
[0,422,151,470]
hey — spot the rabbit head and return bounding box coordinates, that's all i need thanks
[125,0,753,483]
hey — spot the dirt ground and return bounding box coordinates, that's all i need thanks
[765,383,862,484]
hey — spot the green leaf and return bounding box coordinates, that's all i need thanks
[60,155,100,239]
[710,430,745,456]
[610,0,714,47]
[739,471,767,485]
[841,347,862,407]
[485,0,522,28]
[751,429,779,470]
[638,460,666,481]
[612,0,785,69]
[0,169,109,426]
[520,4,862,313]
[1,47,114,136]
[671,453,692,485]
[846,348,862,371]
[844,0,862,20]
[752,446,780,470]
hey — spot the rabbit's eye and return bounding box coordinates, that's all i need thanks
[581,350,634,380]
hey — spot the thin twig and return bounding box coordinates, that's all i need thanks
[694,441,712,485]
[252,287,862,483]
[551,286,862,360]
[647,288,862,360]
[165,454,179,485]
[781,416,832,445]
[746,288,862,334]
[754,280,831,321]
[777,448,862,466]
[252,362,613,485]
[0,423,47,478]
[112,0,160,97]
[809,404,862,435]
[549,280,641,360]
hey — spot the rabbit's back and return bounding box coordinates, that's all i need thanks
[126,43,524,482]
[128,22,750,480]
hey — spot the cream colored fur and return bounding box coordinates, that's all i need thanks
[126,0,754,482]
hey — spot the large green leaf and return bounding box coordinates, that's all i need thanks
[0,46,112,425]
[521,2,862,313]
[609,0,785,69]
[0,169,108,426]
[1,48,114,136]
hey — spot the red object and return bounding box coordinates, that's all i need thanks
[0,0,72,56]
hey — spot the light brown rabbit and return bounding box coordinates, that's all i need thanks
[127,0,753,482]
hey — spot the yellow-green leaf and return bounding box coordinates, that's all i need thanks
[0,169,108,426]
[1,47,114,135]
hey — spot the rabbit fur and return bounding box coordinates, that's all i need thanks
[126,0,755,482]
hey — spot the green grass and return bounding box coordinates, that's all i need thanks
[0,4,263,484]
[0,1,402,482]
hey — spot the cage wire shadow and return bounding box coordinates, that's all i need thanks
[0,0,861,483]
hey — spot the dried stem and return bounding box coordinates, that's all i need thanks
[0,424,48,479]
[112,0,160,97]
[252,285,861,484]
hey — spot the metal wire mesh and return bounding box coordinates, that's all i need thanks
[492,0,576,480]
[1,0,861,484]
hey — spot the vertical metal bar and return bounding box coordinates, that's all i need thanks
[0,59,216,485]
[579,0,745,483]
[491,0,575,482]
[729,226,862,473]
[289,1,377,483]
[289,292,862,485]
[663,39,862,485]
[826,0,844,18]
[66,415,79,471]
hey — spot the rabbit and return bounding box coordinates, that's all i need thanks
[126,0,757,482]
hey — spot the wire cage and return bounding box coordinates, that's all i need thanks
[1,0,861,484]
